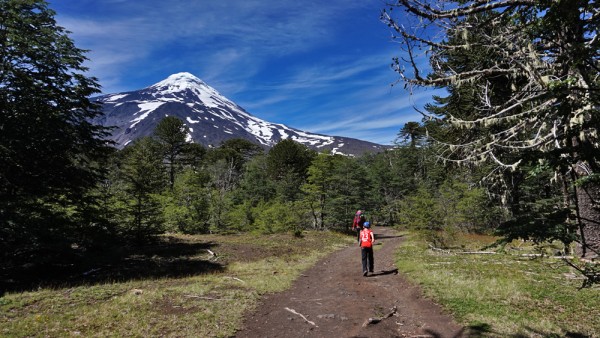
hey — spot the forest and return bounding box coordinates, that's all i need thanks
[1,0,599,289]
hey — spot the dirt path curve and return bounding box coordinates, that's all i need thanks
[235,227,466,338]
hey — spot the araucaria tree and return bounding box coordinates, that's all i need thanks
[0,0,112,257]
[382,1,599,256]
[153,116,189,189]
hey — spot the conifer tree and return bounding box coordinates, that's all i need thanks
[0,0,112,257]
[266,139,316,202]
[153,116,189,189]
[383,0,600,257]
[118,137,166,240]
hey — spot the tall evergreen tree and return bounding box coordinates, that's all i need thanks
[153,116,189,189]
[266,139,316,202]
[383,0,600,257]
[397,121,425,147]
[0,0,112,258]
[118,137,166,241]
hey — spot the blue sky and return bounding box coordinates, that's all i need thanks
[50,0,438,145]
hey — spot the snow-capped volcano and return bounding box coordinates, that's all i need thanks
[92,72,387,155]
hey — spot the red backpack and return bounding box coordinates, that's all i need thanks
[353,214,365,229]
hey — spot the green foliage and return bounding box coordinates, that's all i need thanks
[252,200,304,235]
[328,155,371,227]
[301,152,335,230]
[116,137,167,240]
[205,158,238,232]
[233,154,276,206]
[366,144,444,226]
[397,179,501,247]
[302,152,370,230]
[180,142,207,169]
[385,0,600,259]
[396,121,425,147]
[225,200,254,232]
[154,116,189,147]
[153,116,189,188]
[440,180,502,233]
[497,162,576,248]
[266,139,316,201]
[206,138,263,172]
[365,152,404,226]
[160,168,210,234]
[0,0,112,259]
[397,186,438,231]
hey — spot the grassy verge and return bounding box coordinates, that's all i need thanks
[395,232,600,337]
[1,231,351,337]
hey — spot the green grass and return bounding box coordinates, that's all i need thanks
[1,231,352,338]
[7,229,596,337]
[395,232,600,337]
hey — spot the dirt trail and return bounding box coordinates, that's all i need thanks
[235,227,466,338]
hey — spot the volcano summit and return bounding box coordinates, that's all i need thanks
[92,72,387,155]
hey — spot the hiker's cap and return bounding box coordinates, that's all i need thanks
[364,222,370,228]
[356,210,362,215]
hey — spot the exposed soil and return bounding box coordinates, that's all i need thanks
[235,227,467,338]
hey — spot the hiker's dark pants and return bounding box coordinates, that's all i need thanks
[361,247,374,273]
[355,227,362,243]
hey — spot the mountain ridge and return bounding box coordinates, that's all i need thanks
[92,72,389,156]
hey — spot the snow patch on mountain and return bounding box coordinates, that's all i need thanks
[105,94,129,102]
[93,72,388,156]
[150,72,239,111]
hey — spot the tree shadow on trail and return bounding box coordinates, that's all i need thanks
[465,322,591,338]
[373,233,403,240]
[0,236,224,296]
[369,269,398,277]
[420,328,469,338]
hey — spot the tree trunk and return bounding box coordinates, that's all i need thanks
[574,163,600,258]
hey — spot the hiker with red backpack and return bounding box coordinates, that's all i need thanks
[352,210,366,243]
[359,221,375,276]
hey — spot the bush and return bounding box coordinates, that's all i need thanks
[252,201,304,234]
[397,180,502,247]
